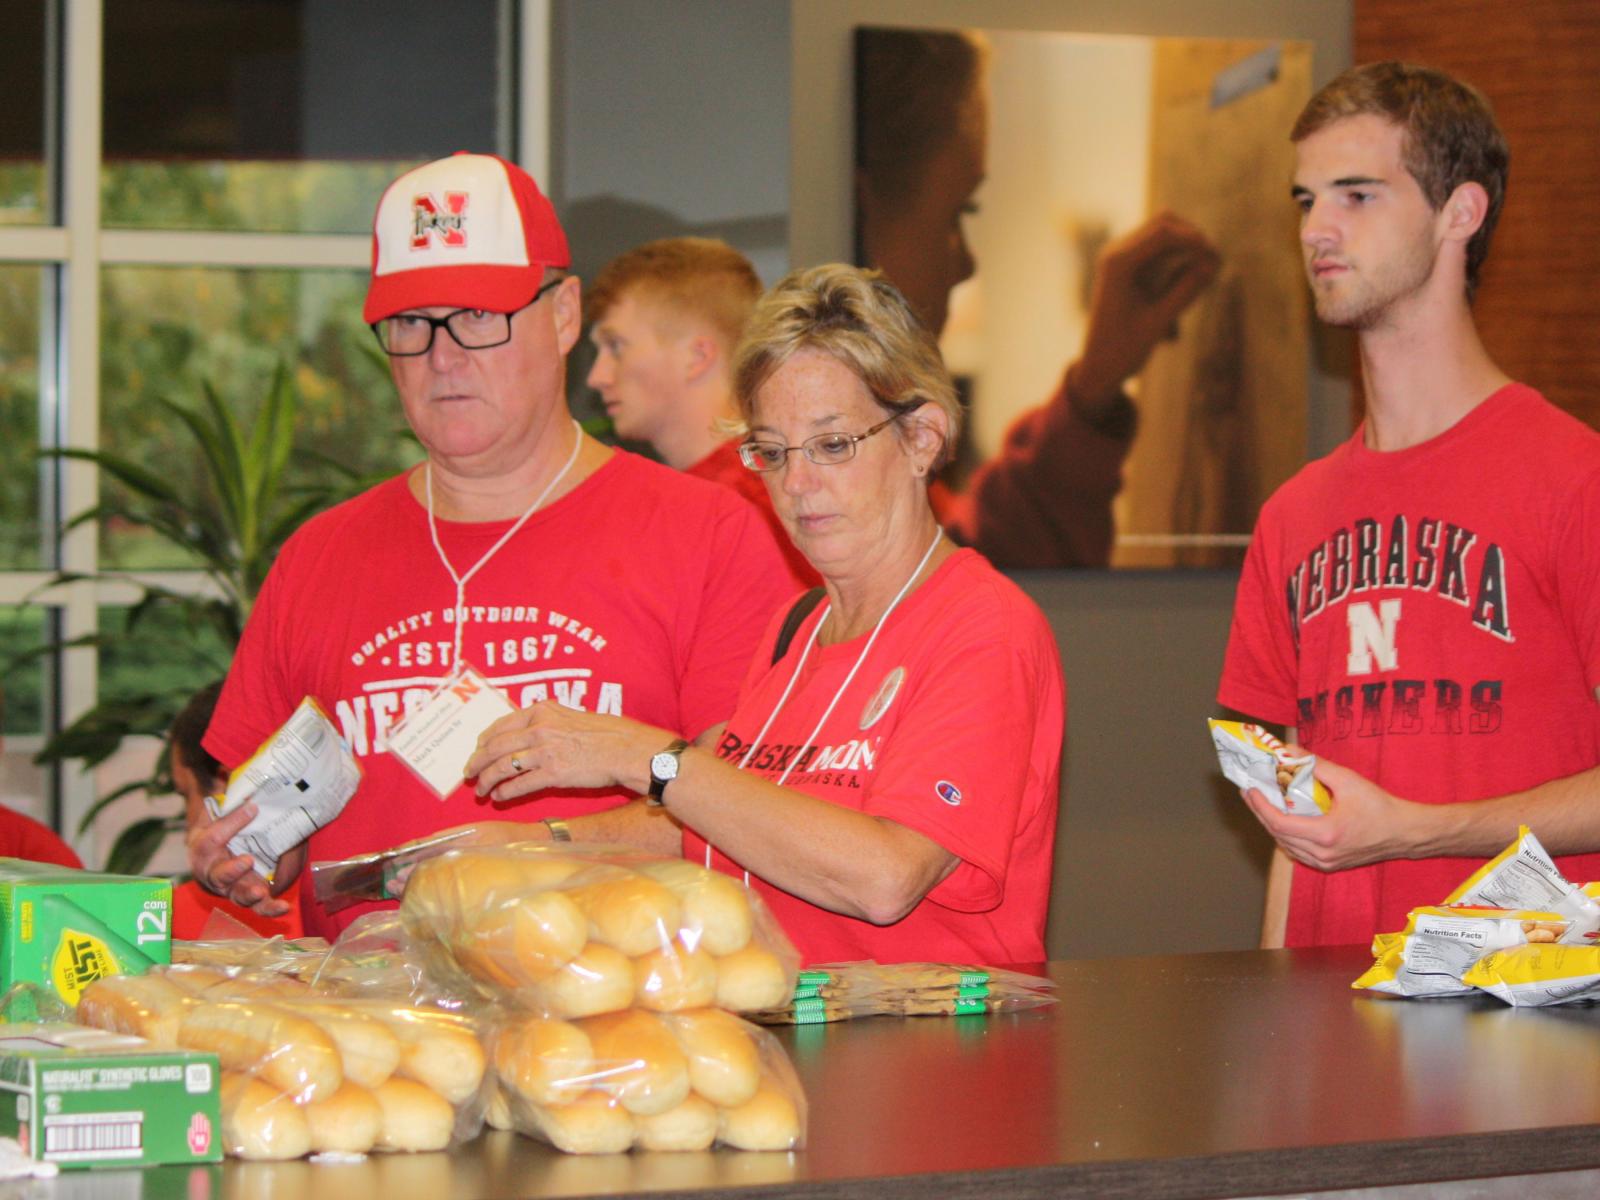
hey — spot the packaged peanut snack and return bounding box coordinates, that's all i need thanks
[1463,943,1600,1006]
[1442,825,1600,943]
[1352,905,1569,997]
[205,697,361,881]
[1207,719,1329,816]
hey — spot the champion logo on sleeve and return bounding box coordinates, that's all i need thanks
[935,780,963,806]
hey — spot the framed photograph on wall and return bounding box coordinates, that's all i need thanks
[855,27,1313,569]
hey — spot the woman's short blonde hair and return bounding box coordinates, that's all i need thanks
[732,263,963,471]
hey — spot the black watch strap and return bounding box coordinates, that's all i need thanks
[647,737,690,805]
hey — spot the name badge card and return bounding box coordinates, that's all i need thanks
[388,664,517,798]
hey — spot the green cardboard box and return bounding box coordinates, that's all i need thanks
[0,1023,221,1167]
[0,859,172,1007]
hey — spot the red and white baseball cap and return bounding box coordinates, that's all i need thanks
[362,151,571,323]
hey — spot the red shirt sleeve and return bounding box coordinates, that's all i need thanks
[935,375,1133,568]
[1553,465,1600,694]
[1218,500,1303,727]
[859,603,1063,913]
[0,805,84,869]
[204,530,300,772]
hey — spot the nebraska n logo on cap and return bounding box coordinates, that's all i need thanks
[412,191,469,249]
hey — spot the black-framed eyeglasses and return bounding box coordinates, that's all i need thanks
[738,402,925,473]
[369,276,564,357]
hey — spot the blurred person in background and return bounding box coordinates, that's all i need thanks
[855,27,1220,566]
[586,237,816,584]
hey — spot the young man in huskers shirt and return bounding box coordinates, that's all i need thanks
[188,153,801,937]
[585,238,815,584]
[1218,62,1600,948]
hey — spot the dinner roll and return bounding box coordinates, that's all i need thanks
[178,1001,343,1102]
[713,944,790,1012]
[567,874,683,956]
[528,943,635,1019]
[665,1008,760,1108]
[530,1088,634,1155]
[76,973,190,1047]
[633,937,718,1012]
[221,1072,311,1161]
[373,1077,454,1152]
[493,1017,593,1109]
[303,1081,382,1155]
[716,1077,802,1151]
[457,889,589,987]
[295,1005,402,1090]
[636,860,753,955]
[633,1094,718,1152]
[374,1010,486,1106]
[577,1009,690,1116]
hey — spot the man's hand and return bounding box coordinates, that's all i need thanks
[1241,755,1433,873]
[186,802,294,917]
[1073,211,1221,416]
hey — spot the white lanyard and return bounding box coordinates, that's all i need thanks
[425,419,583,671]
[710,527,944,873]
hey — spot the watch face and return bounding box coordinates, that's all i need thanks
[651,751,679,782]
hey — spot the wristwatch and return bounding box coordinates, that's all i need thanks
[647,738,690,806]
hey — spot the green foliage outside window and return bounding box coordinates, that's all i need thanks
[101,160,418,235]
[0,265,44,570]
[99,266,418,569]
[0,608,48,735]
[0,163,46,226]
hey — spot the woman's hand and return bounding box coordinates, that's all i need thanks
[186,802,296,916]
[464,701,670,802]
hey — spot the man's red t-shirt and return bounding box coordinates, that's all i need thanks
[206,453,800,937]
[1220,385,1600,946]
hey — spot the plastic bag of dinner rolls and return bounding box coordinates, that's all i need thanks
[1442,825,1600,943]
[395,844,799,1020]
[171,934,334,977]
[485,1006,806,1153]
[1462,943,1600,1006]
[1352,905,1571,997]
[75,975,488,1159]
[1208,719,1330,816]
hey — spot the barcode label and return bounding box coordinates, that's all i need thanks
[44,1111,144,1160]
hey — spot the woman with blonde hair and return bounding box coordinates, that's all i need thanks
[466,264,1066,964]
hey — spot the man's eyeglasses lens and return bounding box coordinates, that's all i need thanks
[371,277,563,357]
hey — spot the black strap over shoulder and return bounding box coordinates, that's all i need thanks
[771,587,826,665]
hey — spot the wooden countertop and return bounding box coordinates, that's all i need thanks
[42,946,1600,1200]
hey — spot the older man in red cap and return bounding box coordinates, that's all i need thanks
[189,153,803,937]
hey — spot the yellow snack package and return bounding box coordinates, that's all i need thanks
[1443,825,1600,943]
[1207,719,1330,816]
[1463,943,1600,1006]
[1352,905,1568,997]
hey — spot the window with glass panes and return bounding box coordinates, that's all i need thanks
[0,0,546,868]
